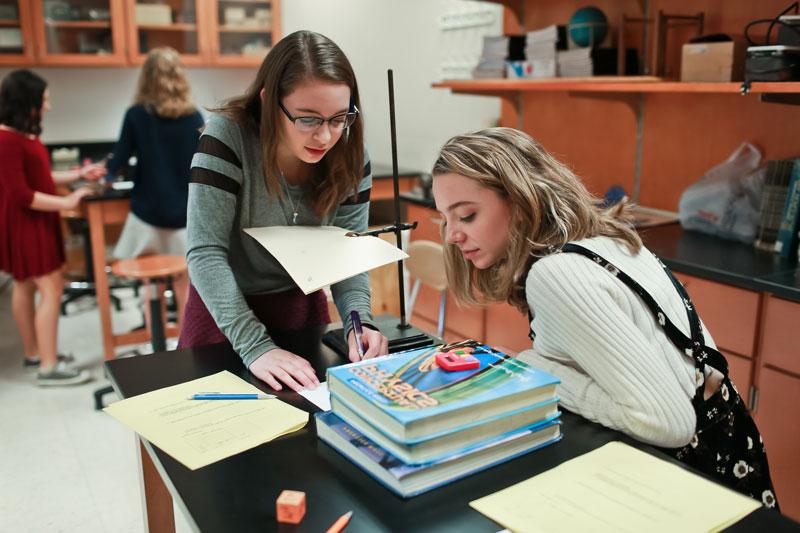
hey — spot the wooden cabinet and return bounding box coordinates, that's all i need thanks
[754,367,800,520]
[5,0,279,67]
[207,0,279,67]
[760,296,800,376]
[30,0,127,66]
[0,0,35,65]
[673,273,760,358]
[123,0,209,65]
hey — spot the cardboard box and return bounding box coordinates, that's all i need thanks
[681,40,745,82]
[135,4,172,26]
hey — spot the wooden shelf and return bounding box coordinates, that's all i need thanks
[0,19,20,27]
[432,77,800,95]
[137,23,198,32]
[218,25,270,33]
[44,20,111,29]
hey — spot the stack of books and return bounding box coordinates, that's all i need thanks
[472,35,509,79]
[316,340,562,497]
[557,47,594,77]
[755,158,798,255]
[525,25,566,78]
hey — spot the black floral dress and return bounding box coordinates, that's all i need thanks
[532,243,779,510]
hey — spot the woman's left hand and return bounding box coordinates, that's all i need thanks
[347,327,389,362]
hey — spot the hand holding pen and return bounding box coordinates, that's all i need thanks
[348,311,389,362]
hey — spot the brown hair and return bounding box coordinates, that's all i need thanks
[215,30,364,218]
[133,47,196,119]
[0,69,47,135]
[432,127,641,313]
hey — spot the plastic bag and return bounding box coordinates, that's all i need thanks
[679,143,765,243]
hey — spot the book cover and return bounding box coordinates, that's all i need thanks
[326,340,560,441]
[315,411,562,498]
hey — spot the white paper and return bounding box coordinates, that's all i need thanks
[299,382,331,411]
[243,226,408,295]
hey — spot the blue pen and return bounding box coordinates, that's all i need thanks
[350,310,366,359]
[188,392,276,400]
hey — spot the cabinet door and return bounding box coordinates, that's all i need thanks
[0,0,35,65]
[754,368,800,521]
[759,296,800,376]
[207,0,279,67]
[31,0,126,65]
[672,273,759,358]
[123,0,208,65]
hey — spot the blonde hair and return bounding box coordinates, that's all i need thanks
[133,47,196,119]
[432,127,641,313]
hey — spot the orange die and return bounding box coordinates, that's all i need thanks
[276,490,306,524]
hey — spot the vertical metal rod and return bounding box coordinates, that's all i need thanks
[388,69,409,329]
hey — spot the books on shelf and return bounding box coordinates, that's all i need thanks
[317,341,562,497]
[316,411,561,498]
[525,25,566,78]
[755,159,795,252]
[326,341,560,442]
[775,158,800,258]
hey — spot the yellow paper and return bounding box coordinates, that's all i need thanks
[104,371,308,470]
[243,226,408,295]
[470,441,761,533]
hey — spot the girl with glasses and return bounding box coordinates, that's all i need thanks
[179,30,388,392]
[431,127,778,509]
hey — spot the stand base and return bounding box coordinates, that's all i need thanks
[322,314,439,356]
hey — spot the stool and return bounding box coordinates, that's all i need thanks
[93,255,187,410]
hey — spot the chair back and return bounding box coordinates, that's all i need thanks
[406,240,448,337]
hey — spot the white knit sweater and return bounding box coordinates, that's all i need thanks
[517,236,707,448]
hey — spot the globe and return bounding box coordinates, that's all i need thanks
[568,6,608,47]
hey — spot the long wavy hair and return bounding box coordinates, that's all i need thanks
[432,127,641,313]
[215,30,364,218]
[133,47,196,119]
[0,70,47,135]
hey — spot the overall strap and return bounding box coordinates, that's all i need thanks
[560,243,728,376]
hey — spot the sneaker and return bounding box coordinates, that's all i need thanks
[23,353,76,371]
[37,364,91,387]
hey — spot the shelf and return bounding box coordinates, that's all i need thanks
[0,19,20,27]
[137,23,198,32]
[44,20,111,29]
[218,25,270,33]
[432,77,800,95]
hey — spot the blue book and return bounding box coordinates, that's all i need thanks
[776,159,800,258]
[326,340,560,442]
[315,411,562,498]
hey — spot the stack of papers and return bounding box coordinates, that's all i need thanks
[105,371,309,470]
[557,47,593,77]
[470,441,761,532]
[525,25,565,78]
[473,35,508,79]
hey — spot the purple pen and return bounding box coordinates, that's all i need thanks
[350,310,366,358]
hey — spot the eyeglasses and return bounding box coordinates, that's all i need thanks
[278,100,359,134]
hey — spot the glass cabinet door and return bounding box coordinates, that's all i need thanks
[209,0,279,66]
[125,0,207,65]
[31,0,126,65]
[0,0,34,64]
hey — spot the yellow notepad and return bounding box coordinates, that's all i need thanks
[470,441,761,533]
[104,371,308,470]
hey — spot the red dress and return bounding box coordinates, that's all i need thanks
[0,129,65,280]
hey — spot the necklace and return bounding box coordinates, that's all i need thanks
[280,173,300,225]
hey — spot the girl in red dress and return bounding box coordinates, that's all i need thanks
[0,70,103,386]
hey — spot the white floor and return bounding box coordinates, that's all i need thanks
[0,276,192,532]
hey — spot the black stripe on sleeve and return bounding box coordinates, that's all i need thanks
[340,187,371,206]
[191,167,240,195]
[363,161,371,177]
[197,135,242,168]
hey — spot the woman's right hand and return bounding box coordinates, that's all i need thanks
[64,187,95,210]
[248,348,320,392]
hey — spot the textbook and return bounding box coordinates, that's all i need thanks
[331,392,559,464]
[316,411,562,498]
[326,341,560,442]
